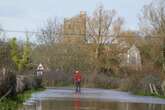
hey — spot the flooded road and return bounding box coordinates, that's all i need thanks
[21,88,165,110]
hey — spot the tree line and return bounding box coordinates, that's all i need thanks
[0,0,165,95]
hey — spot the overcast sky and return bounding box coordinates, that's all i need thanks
[0,0,152,40]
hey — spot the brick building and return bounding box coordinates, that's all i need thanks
[63,11,86,44]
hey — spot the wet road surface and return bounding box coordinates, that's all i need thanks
[21,87,165,110]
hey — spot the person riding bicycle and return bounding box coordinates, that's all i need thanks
[73,70,82,93]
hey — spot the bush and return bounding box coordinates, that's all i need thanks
[118,78,131,91]
[16,74,43,93]
[94,73,121,89]
[43,70,72,87]
[0,70,16,97]
[129,73,163,95]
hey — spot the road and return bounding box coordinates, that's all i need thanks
[24,87,165,105]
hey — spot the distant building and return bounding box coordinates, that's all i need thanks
[109,36,142,70]
[62,12,142,70]
[63,11,86,44]
[121,45,142,70]
[37,63,44,76]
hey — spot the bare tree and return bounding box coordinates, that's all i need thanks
[139,0,165,35]
[87,5,124,59]
[37,18,63,45]
[0,26,6,41]
[139,0,165,72]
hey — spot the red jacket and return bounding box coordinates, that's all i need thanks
[74,72,82,82]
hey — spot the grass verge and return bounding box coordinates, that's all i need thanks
[134,91,165,99]
[0,88,45,110]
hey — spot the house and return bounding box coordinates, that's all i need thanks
[120,45,142,70]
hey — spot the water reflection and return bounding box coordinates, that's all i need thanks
[74,93,80,110]
[37,101,42,110]
[21,98,165,110]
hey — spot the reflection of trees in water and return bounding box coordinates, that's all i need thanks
[22,99,165,110]
[36,101,42,110]
[148,104,165,110]
[118,103,165,110]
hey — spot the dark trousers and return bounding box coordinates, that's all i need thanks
[75,81,81,93]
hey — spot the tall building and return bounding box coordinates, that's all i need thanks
[63,11,86,44]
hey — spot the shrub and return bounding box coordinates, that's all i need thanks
[0,70,16,97]
[129,73,163,95]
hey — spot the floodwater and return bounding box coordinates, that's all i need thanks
[20,88,165,110]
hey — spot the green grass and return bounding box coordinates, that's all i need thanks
[134,91,165,99]
[0,88,45,110]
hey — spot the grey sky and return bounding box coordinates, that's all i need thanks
[0,0,152,40]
